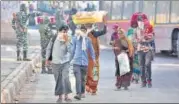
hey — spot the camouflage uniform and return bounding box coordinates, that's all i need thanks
[38,16,53,74]
[55,8,66,31]
[12,4,30,61]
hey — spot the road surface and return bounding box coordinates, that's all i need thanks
[17,49,179,103]
[1,29,179,103]
[1,29,41,82]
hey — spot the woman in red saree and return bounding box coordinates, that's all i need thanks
[85,23,107,95]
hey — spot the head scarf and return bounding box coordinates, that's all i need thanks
[118,28,134,57]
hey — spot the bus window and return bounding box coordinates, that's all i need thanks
[103,1,112,19]
[143,1,155,21]
[111,1,123,20]
[134,1,140,12]
[171,1,179,23]
[63,1,70,10]
[123,1,134,20]
[156,1,170,23]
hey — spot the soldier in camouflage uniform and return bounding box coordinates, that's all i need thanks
[39,16,53,74]
[12,4,31,61]
[55,8,66,32]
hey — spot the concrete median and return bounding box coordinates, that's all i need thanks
[1,51,41,103]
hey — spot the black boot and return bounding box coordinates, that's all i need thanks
[41,69,47,74]
[17,50,22,61]
[41,60,47,74]
[23,51,31,61]
[48,69,53,74]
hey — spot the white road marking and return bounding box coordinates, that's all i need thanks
[1,58,17,62]
[153,64,179,67]
[6,46,15,52]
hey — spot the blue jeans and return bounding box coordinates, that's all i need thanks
[138,51,153,82]
[73,64,87,95]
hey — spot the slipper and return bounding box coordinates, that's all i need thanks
[56,98,63,103]
[65,98,72,102]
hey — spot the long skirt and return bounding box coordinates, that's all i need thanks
[132,53,140,83]
[86,57,99,93]
[52,62,72,96]
[115,57,133,88]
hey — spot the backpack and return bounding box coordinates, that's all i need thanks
[48,34,57,61]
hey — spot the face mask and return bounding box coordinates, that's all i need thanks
[81,30,88,37]
[138,21,144,30]
[58,32,68,41]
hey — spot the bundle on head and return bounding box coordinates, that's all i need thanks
[130,12,148,28]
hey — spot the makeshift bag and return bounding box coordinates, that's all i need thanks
[117,52,130,76]
[72,11,107,24]
[93,66,99,81]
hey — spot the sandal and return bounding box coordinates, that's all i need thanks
[91,92,97,95]
[65,97,72,102]
[81,94,85,98]
[56,98,63,103]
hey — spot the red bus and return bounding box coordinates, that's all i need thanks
[36,1,179,57]
[99,1,179,58]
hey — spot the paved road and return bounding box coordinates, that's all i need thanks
[17,48,179,103]
[1,29,41,82]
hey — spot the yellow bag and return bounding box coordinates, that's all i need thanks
[72,11,107,24]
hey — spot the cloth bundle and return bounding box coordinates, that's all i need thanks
[72,11,107,24]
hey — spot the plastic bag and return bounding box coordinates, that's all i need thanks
[117,52,130,76]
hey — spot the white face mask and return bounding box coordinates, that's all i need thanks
[57,32,65,41]
[81,31,88,37]
[138,21,144,30]
[75,29,87,37]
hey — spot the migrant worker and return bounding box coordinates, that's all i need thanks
[109,24,121,80]
[135,20,154,88]
[114,28,134,90]
[85,23,107,95]
[38,16,53,74]
[71,25,96,100]
[46,25,72,103]
[127,27,140,83]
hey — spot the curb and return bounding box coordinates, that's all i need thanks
[1,50,41,103]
